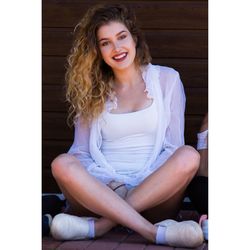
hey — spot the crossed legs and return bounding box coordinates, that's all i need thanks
[51,145,200,242]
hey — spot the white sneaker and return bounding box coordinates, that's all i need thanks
[50,213,96,240]
[155,219,204,248]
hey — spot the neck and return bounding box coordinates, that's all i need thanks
[112,64,142,89]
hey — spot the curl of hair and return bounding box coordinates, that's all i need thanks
[65,3,151,126]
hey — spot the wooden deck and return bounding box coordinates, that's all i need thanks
[43,228,208,250]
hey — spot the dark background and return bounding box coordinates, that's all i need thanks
[42,0,208,193]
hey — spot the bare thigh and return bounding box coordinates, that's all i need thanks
[141,187,185,224]
[58,182,103,218]
[58,179,128,217]
[62,183,184,223]
[50,157,96,217]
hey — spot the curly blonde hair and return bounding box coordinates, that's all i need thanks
[65,3,151,126]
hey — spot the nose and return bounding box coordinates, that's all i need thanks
[113,41,121,51]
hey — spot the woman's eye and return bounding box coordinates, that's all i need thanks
[119,34,127,40]
[101,41,109,47]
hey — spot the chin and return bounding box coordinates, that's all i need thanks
[111,60,136,72]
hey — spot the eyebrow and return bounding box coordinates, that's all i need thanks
[98,30,127,42]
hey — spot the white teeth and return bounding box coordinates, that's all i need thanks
[113,53,126,60]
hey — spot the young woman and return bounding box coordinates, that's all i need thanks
[50,4,204,248]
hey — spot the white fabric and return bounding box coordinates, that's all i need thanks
[68,63,186,186]
[100,100,157,175]
[197,129,208,150]
[201,219,208,240]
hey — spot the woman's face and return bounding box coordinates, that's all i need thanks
[97,21,137,72]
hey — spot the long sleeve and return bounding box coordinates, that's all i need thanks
[67,119,98,170]
[147,67,186,172]
[163,72,186,151]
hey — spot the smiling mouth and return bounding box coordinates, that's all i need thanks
[112,52,128,62]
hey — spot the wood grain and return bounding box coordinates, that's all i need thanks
[43,1,207,30]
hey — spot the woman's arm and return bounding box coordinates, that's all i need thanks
[163,72,186,150]
[150,70,186,170]
[67,118,98,170]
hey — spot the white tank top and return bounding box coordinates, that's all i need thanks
[100,100,158,175]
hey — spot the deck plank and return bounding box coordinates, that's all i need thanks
[116,243,147,250]
[86,230,129,249]
[86,241,120,250]
[115,232,147,249]
[122,232,148,244]
[145,244,174,250]
[42,236,208,250]
[175,242,208,250]
[57,240,93,249]
[42,236,63,249]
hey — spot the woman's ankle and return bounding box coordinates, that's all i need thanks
[144,224,158,243]
[94,217,117,237]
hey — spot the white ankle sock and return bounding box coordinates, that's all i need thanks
[201,219,208,240]
[87,219,95,238]
[155,226,167,245]
[197,129,208,150]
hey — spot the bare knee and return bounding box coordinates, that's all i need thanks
[51,153,79,181]
[176,145,200,176]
